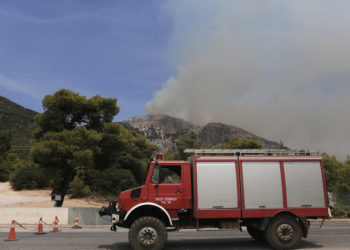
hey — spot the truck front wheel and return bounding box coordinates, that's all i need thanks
[128,216,167,250]
[265,215,302,250]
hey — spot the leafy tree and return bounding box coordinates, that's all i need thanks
[31,127,102,206]
[83,126,153,194]
[88,167,137,197]
[322,154,350,207]
[31,89,119,206]
[118,131,158,184]
[33,89,119,139]
[31,89,157,206]
[220,137,262,149]
[166,131,201,160]
[0,130,14,181]
[94,123,130,170]
[334,157,350,206]
[0,130,13,154]
[323,153,340,192]
[69,175,91,198]
[94,123,157,185]
[163,150,178,160]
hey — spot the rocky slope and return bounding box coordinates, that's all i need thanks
[122,114,200,151]
[122,114,280,152]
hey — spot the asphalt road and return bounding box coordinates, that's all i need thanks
[0,221,349,249]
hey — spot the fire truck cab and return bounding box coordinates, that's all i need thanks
[100,149,329,250]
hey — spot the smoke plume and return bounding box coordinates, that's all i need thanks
[146,0,350,159]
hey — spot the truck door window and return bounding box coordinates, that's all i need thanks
[151,165,181,184]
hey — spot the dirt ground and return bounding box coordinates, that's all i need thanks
[0,182,105,207]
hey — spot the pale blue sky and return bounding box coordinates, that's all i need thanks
[0,0,173,121]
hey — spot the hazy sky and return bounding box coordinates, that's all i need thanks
[1,1,349,159]
[0,0,173,120]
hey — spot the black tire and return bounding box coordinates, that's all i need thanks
[247,225,265,242]
[264,215,303,250]
[128,216,167,250]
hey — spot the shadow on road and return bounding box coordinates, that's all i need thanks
[98,238,323,250]
[98,242,131,250]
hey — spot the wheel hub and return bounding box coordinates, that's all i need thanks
[277,224,294,241]
[139,227,158,246]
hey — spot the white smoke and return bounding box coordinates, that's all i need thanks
[146,0,350,159]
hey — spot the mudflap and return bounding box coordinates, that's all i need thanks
[298,216,309,238]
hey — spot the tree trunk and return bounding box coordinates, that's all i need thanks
[54,172,73,207]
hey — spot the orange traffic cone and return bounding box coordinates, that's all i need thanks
[35,217,46,235]
[72,214,82,229]
[5,220,18,241]
[51,216,60,232]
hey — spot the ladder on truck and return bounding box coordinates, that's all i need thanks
[184,149,320,156]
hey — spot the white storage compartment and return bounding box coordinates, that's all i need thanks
[242,162,283,209]
[284,161,325,208]
[197,162,238,209]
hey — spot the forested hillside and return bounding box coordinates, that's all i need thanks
[0,96,37,147]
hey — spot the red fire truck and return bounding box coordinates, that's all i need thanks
[99,149,330,250]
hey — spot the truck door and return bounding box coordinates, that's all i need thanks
[148,164,186,209]
[194,159,241,218]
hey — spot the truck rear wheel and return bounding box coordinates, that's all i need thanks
[265,215,302,250]
[128,216,167,250]
[247,225,265,241]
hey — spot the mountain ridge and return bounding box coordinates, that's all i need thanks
[0,96,280,152]
[122,114,280,152]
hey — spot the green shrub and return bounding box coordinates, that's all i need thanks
[331,206,347,217]
[345,209,350,218]
[0,153,22,181]
[87,167,137,196]
[9,162,49,190]
[69,176,91,198]
[0,158,11,181]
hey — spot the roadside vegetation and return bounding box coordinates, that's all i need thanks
[323,154,350,217]
[0,89,157,206]
[0,89,350,212]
